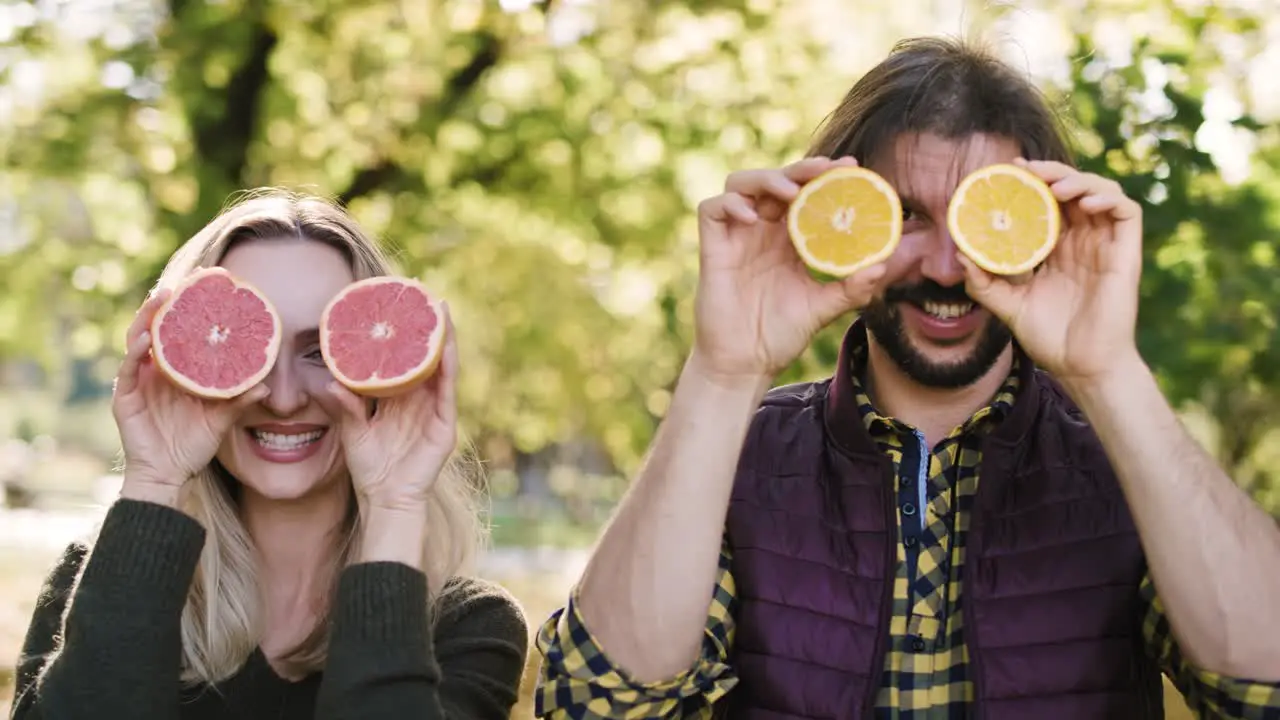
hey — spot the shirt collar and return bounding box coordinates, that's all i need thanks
[845,328,1021,439]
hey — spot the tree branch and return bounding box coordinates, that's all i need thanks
[337,30,504,205]
[192,25,277,187]
[338,161,402,206]
[442,31,503,114]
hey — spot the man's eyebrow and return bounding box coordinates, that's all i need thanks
[897,193,928,212]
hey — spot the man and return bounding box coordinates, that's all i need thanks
[535,37,1280,719]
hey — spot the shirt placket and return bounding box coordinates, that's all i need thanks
[892,430,951,713]
[890,427,942,702]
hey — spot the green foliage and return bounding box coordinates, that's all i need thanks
[1,0,1278,511]
[1056,0,1280,501]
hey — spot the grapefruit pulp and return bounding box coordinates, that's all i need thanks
[319,276,447,398]
[150,266,283,400]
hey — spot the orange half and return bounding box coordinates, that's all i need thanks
[947,163,1061,276]
[786,166,903,277]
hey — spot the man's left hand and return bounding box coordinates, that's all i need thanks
[960,158,1144,386]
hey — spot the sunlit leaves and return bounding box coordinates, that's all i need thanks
[1,0,1279,512]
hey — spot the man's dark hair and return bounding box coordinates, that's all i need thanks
[808,36,1075,166]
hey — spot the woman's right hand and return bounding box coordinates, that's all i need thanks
[112,289,268,505]
[690,155,890,387]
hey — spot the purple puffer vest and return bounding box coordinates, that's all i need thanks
[722,322,1163,719]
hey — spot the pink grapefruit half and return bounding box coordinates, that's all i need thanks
[319,276,447,398]
[149,267,283,400]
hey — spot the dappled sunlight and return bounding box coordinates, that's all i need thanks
[2,0,1279,716]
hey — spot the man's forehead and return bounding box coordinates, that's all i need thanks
[869,132,1022,207]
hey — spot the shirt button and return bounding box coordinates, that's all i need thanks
[902,502,917,516]
[899,475,911,488]
[904,536,918,548]
[911,637,926,652]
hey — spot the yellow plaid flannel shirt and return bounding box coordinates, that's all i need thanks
[536,353,1280,719]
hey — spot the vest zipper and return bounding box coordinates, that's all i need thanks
[861,460,898,719]
[965,438,997,720]
[1137,630,1161,718]
[963,564,985,719]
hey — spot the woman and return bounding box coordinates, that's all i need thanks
[9,190,529,719]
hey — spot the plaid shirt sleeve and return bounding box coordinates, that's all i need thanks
[1142,573,1280,719]
[533,540,740,719]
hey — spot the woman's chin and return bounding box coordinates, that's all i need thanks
[225,461,346,504]
[237,471,327,502]
[219,433,345,503]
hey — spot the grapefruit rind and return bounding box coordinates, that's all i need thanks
[786,165,904,278]
[149,266,283,400]
[319,276,448,399]
[946,163,1062,276]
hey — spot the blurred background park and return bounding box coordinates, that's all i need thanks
[1,0,1278,716]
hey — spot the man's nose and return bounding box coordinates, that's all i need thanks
[919,227,966,287]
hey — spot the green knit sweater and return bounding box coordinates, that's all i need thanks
[8,499,529,719]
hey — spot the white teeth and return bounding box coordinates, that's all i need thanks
[250,430,324,451]
[921,301,974,319]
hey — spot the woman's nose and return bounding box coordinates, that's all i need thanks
[261,361,308,416]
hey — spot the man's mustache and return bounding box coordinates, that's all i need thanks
[881,280,972,306]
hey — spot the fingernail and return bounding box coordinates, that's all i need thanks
[139,331,150,344]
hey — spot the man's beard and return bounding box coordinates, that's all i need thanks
[861,280,1012,389]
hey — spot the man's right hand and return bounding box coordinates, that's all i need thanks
[561,156,893,690]
[692,155,890,386]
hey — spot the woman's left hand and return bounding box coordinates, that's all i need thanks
[324,306,460,514]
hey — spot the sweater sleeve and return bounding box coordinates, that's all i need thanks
[315,563,529,720]
[8,499,207,720]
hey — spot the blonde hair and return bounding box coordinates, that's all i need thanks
[150,188,487,684]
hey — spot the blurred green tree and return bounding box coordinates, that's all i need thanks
[1,0,1277,513]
